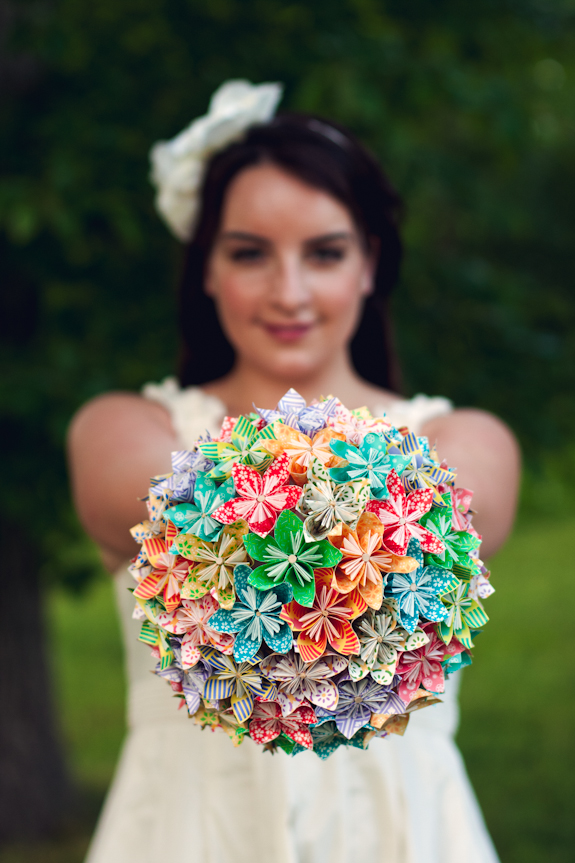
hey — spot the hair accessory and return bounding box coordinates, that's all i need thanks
[150,80,283,241]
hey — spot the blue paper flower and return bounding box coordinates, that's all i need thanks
[165,472,235,542]
[209,564,293,662]
[384,537,456,633]
[318,677,397,738]
[329,433,411,500]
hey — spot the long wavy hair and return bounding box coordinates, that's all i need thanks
[178,112,404,392]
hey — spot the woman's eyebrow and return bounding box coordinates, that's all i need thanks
[219,231,270,243]
[305,231,354,244]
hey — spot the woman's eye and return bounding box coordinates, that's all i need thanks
[229,246,265,263]
[309,246,346,263]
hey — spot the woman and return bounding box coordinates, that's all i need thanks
[68,81,519,863]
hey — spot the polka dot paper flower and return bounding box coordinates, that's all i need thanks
[385,537,457,633]
[248,700,317,749]
[329,433,411,499]
[264,424,345,485]
[208,564,293,662]
[366,470,445,556]
[164,474,236,542]
[211,453,302,537]
[296,457,369,541]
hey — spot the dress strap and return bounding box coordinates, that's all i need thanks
[379,394,453,435]
[142,377,226,449]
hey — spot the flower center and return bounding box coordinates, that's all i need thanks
[398,517,406,526]
[288,554,297,565]
[354,695,362,704]
[256,495,266,503]
[361,553,371,563]
[410,583,417,592]
[215,557,224,566]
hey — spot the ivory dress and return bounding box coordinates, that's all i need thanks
[85,379,500,863]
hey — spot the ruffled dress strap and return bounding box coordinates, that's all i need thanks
[380,394,453,436]
[142,376,226,448]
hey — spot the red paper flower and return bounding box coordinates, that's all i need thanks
[248,700,317,749]
[133,534,189,611]
[366,470,445,556]
[281,568,366,662]
[211,452,302,537]
[395,624,461,703]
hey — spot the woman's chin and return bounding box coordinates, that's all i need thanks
[252,350,327,384]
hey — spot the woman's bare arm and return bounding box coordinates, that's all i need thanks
[67,393,178,571]
[422,408,521,560]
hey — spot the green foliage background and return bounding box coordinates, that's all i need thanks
[2,0,574,580]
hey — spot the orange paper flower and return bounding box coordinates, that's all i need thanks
[264,425,345,485]
[329,512,418,610]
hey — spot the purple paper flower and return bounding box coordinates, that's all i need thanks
[255,388,337,436]
[320,677,400,738]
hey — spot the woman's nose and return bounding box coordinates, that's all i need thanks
[268,252,310,311]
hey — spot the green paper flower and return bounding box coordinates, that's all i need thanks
[243,510,342,607]
[329,433,411,500]
[420,492,481,578]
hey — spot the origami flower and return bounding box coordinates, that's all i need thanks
[366,470,445,556]
[329,433,411,499]
[297,457,370,541]
[151,448,215,505]
[248,700,317,749]
[326,401,391,446]
[198,414,276,479]
[260,651,347,715]
[329,512,418,609]
[133,536,189,611]
[385,537,456,633]
[349,608,425,685]
[159,594,234,668]
[255,387,337,436]
[156,655,212,716]
[322,677,398,738]
[211,453,302,537]
[165,474,235,542]
[449,486,475,532]
[264,424,345,485]
[175,521,248,609]
[438,581,489,649]
[388,431,456,504]
[280,567,366,661]
[192,703,248,747]
[396,625,449,703]
[209,564,293,662]
[419,493,481,576]
[200,645,277,722]
[308,719,371,759]
[244,509,342,606]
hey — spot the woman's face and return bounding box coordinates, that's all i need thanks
[205,163,375,383]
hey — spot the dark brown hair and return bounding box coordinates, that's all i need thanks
[178,112,403,391]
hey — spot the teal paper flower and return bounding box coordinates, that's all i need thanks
[209,564,293,662]
[243,510,342,607]
[164,473,235,542]
[329,433,411,500]
[419,492,481,578]
[385,537,457,632]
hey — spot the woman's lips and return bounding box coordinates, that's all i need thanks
[262,323,314,343]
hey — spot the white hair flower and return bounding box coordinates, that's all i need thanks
[150,79,283,241]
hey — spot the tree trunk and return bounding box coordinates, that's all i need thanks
[0,521,71,842]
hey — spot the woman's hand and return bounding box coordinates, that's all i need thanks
[422,408,520,560]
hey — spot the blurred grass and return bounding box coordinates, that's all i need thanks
[1,513,574,863]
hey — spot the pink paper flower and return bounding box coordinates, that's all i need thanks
[396,625,452,703]
[248,700,317,749]
[211,453,302,537]
[366,470,445,556]
[159,594,234,668]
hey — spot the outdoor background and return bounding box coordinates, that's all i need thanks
[1,0,574,861]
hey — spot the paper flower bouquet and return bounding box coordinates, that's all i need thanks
[129,390,494,758]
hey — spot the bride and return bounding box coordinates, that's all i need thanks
[68,81,519,863]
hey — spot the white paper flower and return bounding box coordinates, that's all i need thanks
[150,79,283,240]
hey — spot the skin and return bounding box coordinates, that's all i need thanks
[68,163,520,572]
